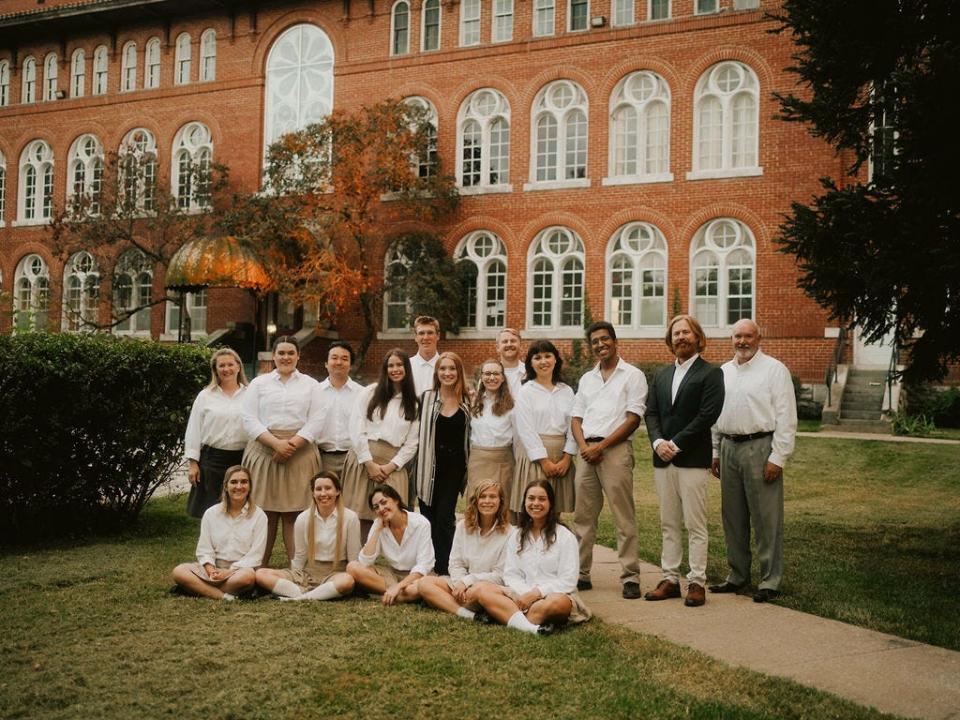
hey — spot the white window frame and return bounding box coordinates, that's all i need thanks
[695,0,719,14]
[421,0,442,52]
[612,0,635,26]
[70,49,85,98]
[603,71,673,186]
[525,80,589,191]
[0,150,6,226]
[43,53,58,101]
[533,0,555,37]
[144,38,161,89]
[526,226,586,335]
[0,60,9,106]
[67,134,104,215]
[22,56,37,103]
[404,96,439,179]
[492,0,514,42]
[120,42,137,92]
[647,0,670,20]
[13,254,51,331]
[120,128,158,213]
[733,0,760,8]
[62,251,101,331]
[568,0,589,32]
[113,249,154,335]
[175,33,192,85]
[606,222,668,335]
[457,88,512,194]
[690,218,756,332]
[17,139,54,225]
[200,29,216,82]
[455,231,508,335]
[391,0,411,55]
[382,245,411,333]
[92,45,108,95]
[172,122,213,212]
[460,0,481,46]
[165,289,207,335]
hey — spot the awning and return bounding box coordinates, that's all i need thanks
[165,235,273,292]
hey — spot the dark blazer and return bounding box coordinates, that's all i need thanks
[645,356,724,469]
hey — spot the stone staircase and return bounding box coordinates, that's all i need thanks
[837,369,890,433]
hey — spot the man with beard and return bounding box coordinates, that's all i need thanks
[496,327,525,395]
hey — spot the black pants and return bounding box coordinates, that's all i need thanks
[419,466,462,575]
[187,446,244,518]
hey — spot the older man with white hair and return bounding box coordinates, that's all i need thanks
[710,319,797,603]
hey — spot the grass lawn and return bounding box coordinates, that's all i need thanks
[595,435,960,651]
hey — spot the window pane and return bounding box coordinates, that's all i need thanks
[489,118,510,184]
[564,109,587,179]
[485,259,506,328]
[560,258,583,326]
[536,115,558,181]
[493,0,514,41]
[532,258,553,326]
[535,0,555,36]
[570,0,588,30]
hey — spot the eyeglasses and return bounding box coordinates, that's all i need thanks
[480,372,503,378]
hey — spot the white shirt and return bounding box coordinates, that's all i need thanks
[672,353,700,403]
[195,502,268,569]
[317,377,364,451]
[358,511,435,576]
[469,396,516,448]
[711,350,798,467]
[349,384,421,467]
[291,506,362,569]
[503,364,525,397]
[514,381,578,461]
[184,384,248,461]
[572,357,648,439]
[242,369,325,443]
[502,524,579,596]
[448,519,510,587]
[411,352,439,396]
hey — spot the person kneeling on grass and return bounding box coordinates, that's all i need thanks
[171,465,267,601]
[255,471,360,601]
[418,479,511,621]
[473,479,592,635]
[346,484,435,605]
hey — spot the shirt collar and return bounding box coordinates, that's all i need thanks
[314,506,338,521]
[733,349,765,368]
[269,368,301,381]
[675,353,700,371]
[590,356,627,377]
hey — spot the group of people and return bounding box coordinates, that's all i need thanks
[172,311,797,634]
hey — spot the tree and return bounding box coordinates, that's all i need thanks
[773,0,960,381]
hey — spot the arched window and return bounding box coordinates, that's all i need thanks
[457,88,510,190]
[263,24,334,157]
[43,53,58,101]
[70,49,85,98]
[528,226,585,329]
[533,0,555,36]
[172,122,213,210]
[391,1,410,55]
[691,61,760,177]
[422,0,441,51]
[456,231,507,331]
[404,96,438,178]
[175,33,192,85]
[607,71,671,182]
[120,42,137,92]
[460,0,481,46]
[62,251,101,331]
[13,254,50,331]
[690,218,755,327]
[383,245,410,331]
[68,134,104,215]
[0,60,9,106]
[113,249,153,334]
[120,128,158,212]
[144,38,161,89]
[22,56,37,103]
[92,46,108,95]
[18,139,54,223]
[607,222,667,330]
[0,150,6,225]
[200,29,216,82]
[530,80,588,185]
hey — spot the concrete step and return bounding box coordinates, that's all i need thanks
[831,419,891,434]
[848,370,888,380]
[841,409,884,420]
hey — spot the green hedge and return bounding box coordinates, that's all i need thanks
[903,384,960,428]
[0,333,209,543]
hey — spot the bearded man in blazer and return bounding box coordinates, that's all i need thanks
[644,314,724,607]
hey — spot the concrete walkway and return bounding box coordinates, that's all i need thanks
[586,545,960,720]
[798,430,960,444]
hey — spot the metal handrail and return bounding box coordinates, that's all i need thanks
[884,342,900,413]
[825,326,848,407]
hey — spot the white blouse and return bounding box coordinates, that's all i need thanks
[502,524,579,597]
[184,385,248,461]
[358,511,435,576]
[469,396,516,448]
[503,364,526,397]
[448,519,510,587]
[195,503,268,569]
[291,506,362,569]
[349,384,420,467]
[242,369,325,443]
[514,381,578,461]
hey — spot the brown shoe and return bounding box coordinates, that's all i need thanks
[685,583,706,607]
[644,579,681,601]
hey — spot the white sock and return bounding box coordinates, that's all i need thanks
[296,581,343,602]
[221,593,236,602]
[272,579,302,598]
[507,611,539,634]
[456,607,476,621]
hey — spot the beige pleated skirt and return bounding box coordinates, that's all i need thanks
[277,560,344,591]
[466,444,514,503]
[242,428,320,513]
[186,558,236,586]
[503,587,592,624]
[340,439,410,521]
[511,434,575,514]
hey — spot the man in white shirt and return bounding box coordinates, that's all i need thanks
[317,341,363,476]
[710,319,797,603]
[410,315,440,396]
[496,327,525,395]
[571,321,647,599]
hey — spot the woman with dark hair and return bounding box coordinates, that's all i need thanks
[415,351,471,575]
[346,484,434,605]
[473,479,591,634]
[341,349,420,537]
[184,347,249,518]
[254,471,360,601]
[466,359,517,507]
[418,480,511,621]
[511,340,577,514]
[171,465,267,600]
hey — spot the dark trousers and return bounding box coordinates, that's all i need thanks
[419,475,460,575]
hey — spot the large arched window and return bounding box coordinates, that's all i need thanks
[13,254,50,331]
[422,0,441,51]
[113,249,153,334]
[383,245,410,331]
[175,33,192,85]
[0,60,9,106]
[529,80,588,186]
[607,222,667,330]
[62,251,101,331]
[120,128,158,212]
[263,24,334,157]
[43,53,58,101]
[528,226,585,329]
[22,56,37,103]
[70,49,86,98]
[172,122,213,211]
[18,139,54,223]
[391,1,410,55]
[690,218,755,327]
[404,96,438,179]
[691,61,760,178]
[68,134,104,215]
[200,29,216,82]
[92,46,108,95]
[457,88,510,191]
[607,71,671,183]
[120,42,137,92]
[144,38,161,89]
[456,231,507,331]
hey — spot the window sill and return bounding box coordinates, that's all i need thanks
[11,218,51,227]
[523,327,588,340]
[685,166,763,181]
[602,173,674,186]
[377,329,412,341]
[446,329,502,340]
[522,178,590,192]
[611,327,670,339]
[459,183,514,196]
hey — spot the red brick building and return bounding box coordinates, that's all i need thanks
[0,0,860,381]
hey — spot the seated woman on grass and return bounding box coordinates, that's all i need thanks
[346,484,434,606]
[473,479,592,635]
[418,479,511,622]
[171,465,267,601]
[254,471,361,601]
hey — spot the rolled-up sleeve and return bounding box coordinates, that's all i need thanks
[184,390,206,462]
[626,369,648,418]
[242,380,268,440]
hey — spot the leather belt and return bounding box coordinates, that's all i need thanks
[584,437,605,443]
[722,431,774,443]
[321,449,348,455]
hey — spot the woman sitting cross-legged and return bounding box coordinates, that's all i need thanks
[171,465,267,600]
[254,471,361,601]
[346,484,435,606]
[418,479,511,621]
[473,479,592,635]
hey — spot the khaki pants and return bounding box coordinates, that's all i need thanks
[654,464,709,585]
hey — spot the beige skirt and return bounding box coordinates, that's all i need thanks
[187,559,236,586]
[503,587,592,625]
[511,434,576,514]
[242,428,320,513]
[340,439,410,521]
[466,444,515,503]
[278,560,344,591]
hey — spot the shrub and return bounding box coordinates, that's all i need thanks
[903,384,960,428]
[0,333,209,543]
[891,410,936,437]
